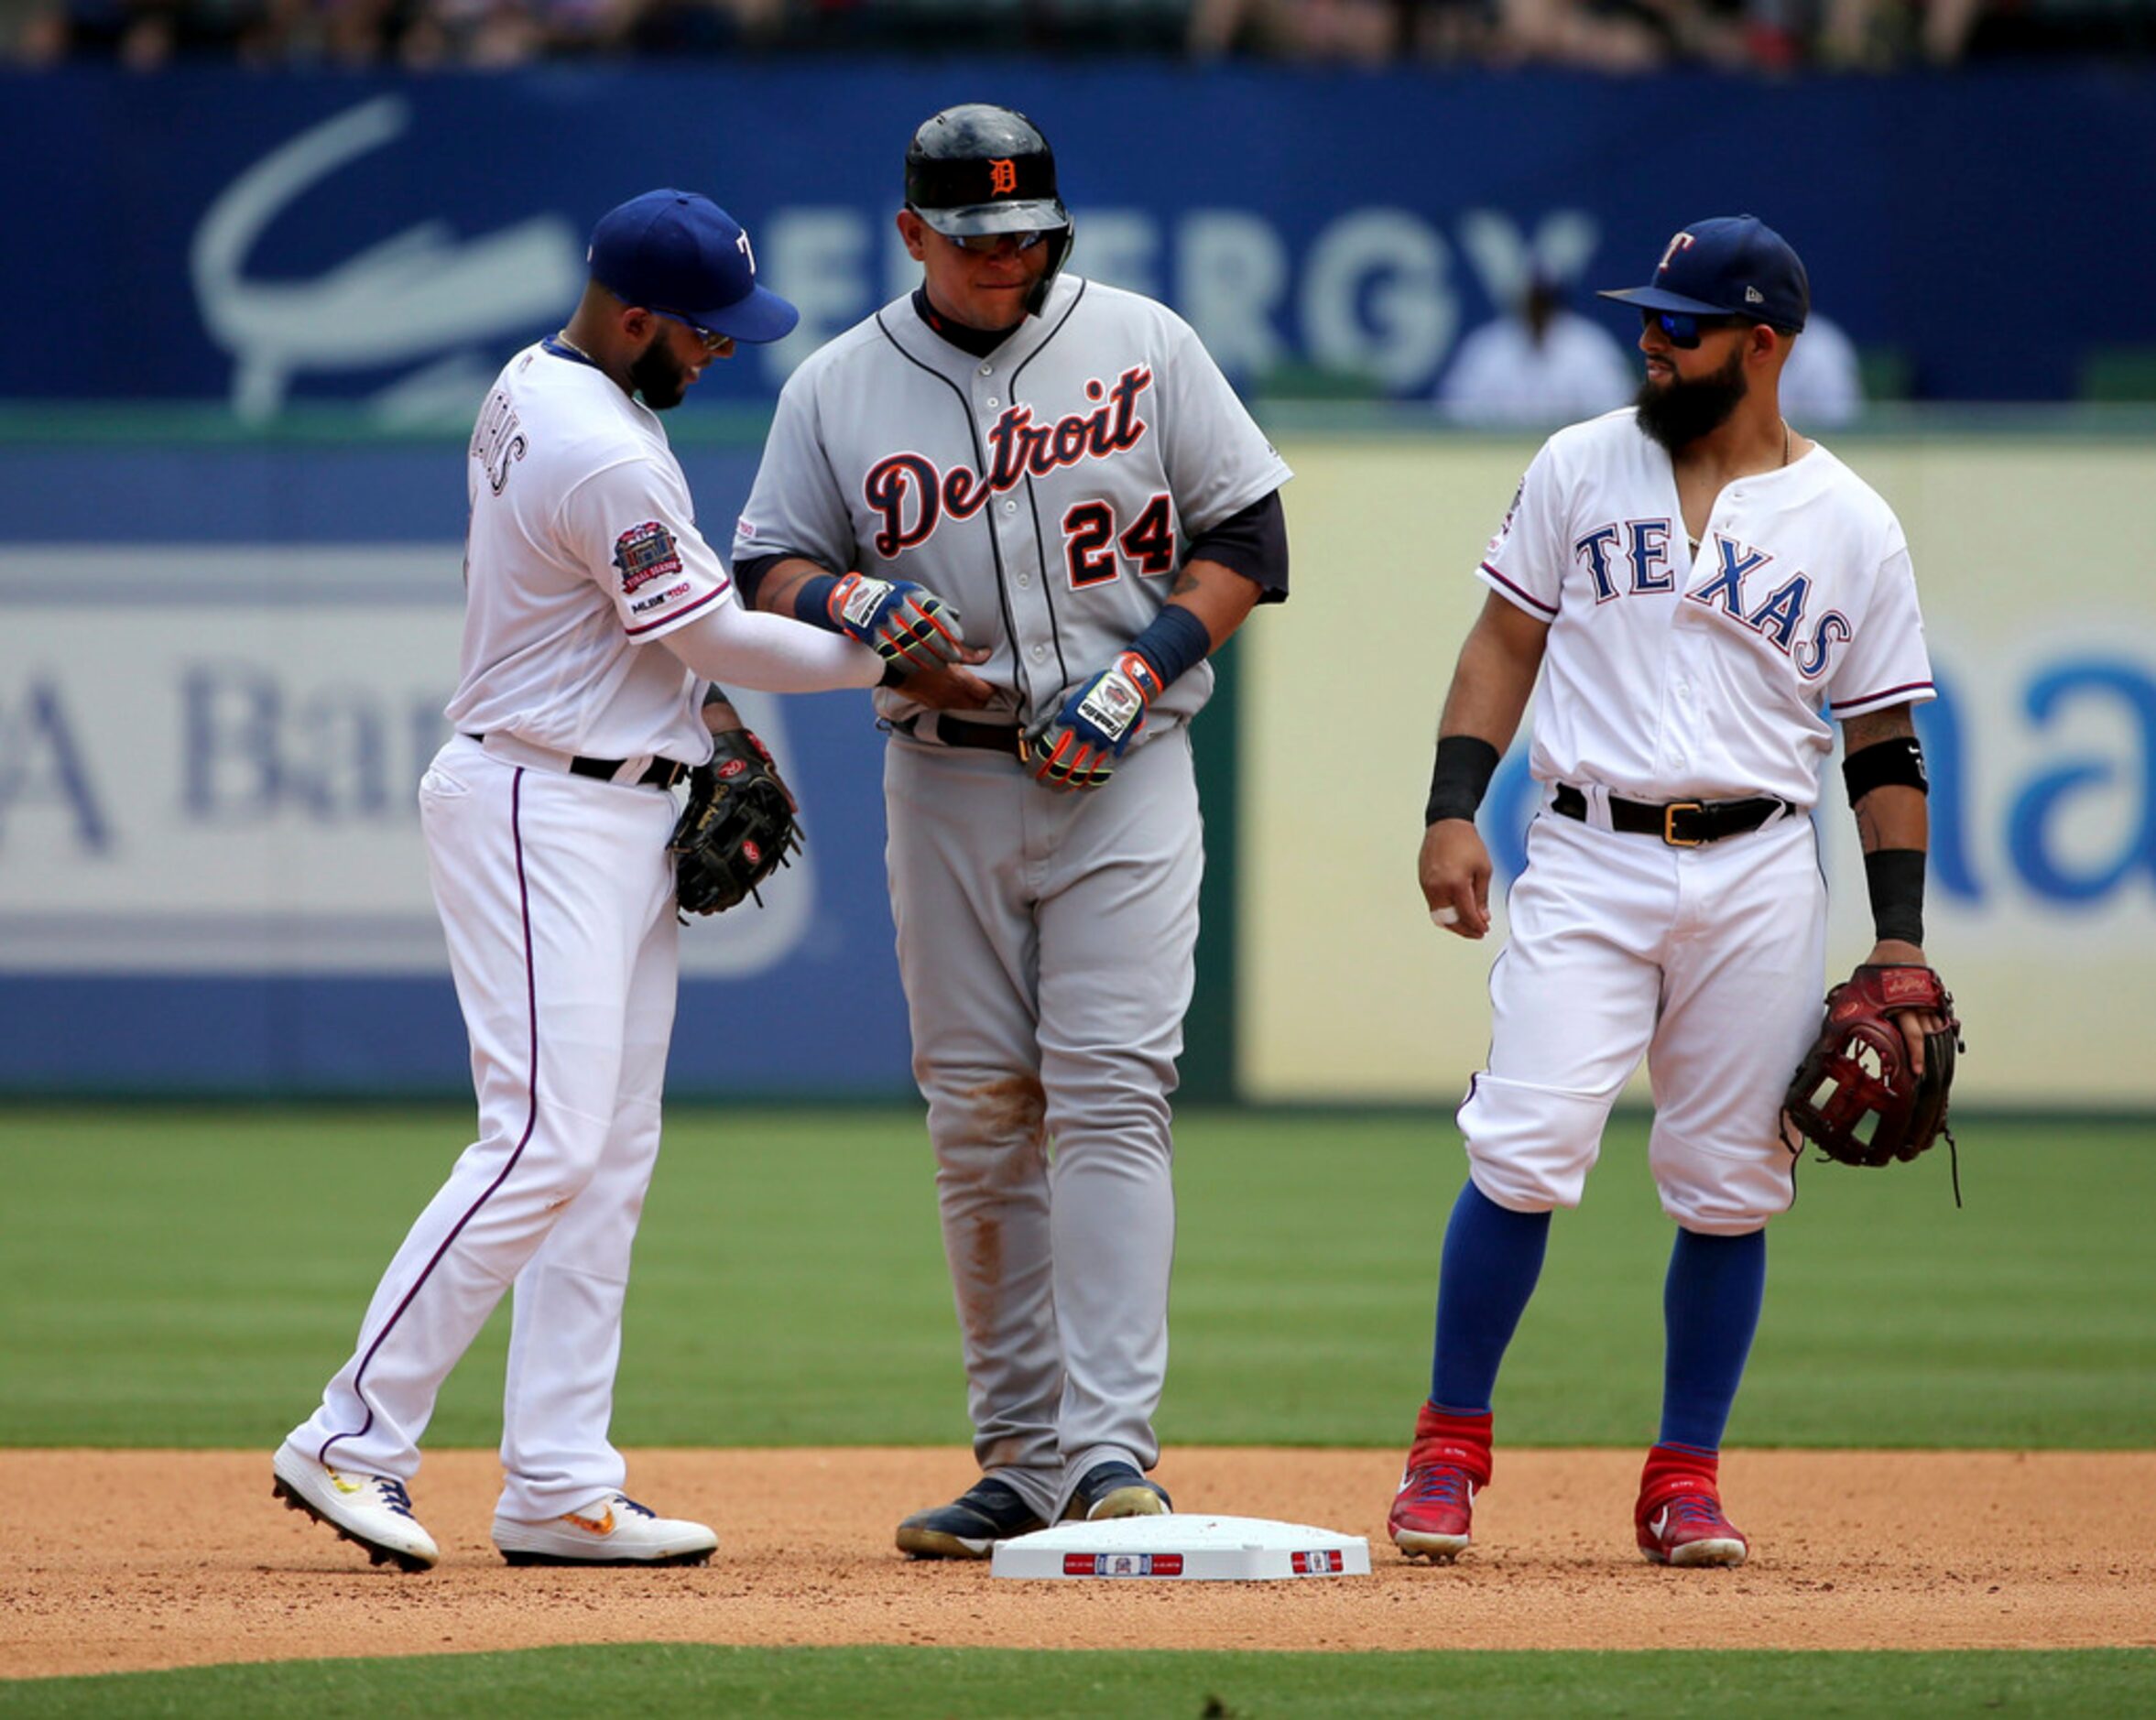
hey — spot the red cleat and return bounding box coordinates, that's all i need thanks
[1635,1444,1749,1568]
[1388,1404,1494,1563]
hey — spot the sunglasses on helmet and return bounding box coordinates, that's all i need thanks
[945,229,1049,255]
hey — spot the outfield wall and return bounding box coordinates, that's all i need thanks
[1,426,2151,1104]
[0,439,917,1096]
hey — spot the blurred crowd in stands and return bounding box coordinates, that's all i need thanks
[5,0,2149,69]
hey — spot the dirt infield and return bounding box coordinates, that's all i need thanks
[4,1448,2152,1678]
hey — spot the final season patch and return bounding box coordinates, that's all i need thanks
[615,520,684,593]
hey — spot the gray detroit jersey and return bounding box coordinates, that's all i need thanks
[735,274,1291,726]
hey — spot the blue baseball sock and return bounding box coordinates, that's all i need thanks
[1658,1226,1768,1453]
[1428,1180,1552,1413]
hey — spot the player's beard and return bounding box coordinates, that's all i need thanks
[1633,343,1748,452]
[629,339,691,411]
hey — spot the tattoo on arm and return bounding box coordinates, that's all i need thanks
[1843,703,1922,855]
[1170,566,1202,598]
[1842,705,1916,752]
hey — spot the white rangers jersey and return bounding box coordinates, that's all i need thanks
[734,273,1291,728]
[445,341,734,764]
[1480,408,1935,808]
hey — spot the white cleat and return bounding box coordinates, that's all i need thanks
[272,1440,440,1573]
[493,1494,718,1566]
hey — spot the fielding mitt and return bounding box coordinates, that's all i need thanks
[1782,963,1963,1173]
[668,728,800,917]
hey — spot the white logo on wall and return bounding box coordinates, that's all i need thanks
[190,97,583,424]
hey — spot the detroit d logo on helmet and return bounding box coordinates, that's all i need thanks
[988,158,1018,196]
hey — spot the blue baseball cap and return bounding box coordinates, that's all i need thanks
[1597,215,1809,333]
[587,190,799,344]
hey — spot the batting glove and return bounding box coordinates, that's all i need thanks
[827,572,967,670]
[1025,652,1161,793]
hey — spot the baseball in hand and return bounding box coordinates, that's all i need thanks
[1431,906,1460,927]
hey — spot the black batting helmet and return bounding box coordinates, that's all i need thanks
[905,103,1074,309]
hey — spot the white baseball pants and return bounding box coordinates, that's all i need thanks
[286,735,681,1521]
[1459,800,1826,1235]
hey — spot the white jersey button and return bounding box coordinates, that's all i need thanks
[979,365,993,376]
[987,398,999,408]
[1005,500,1018,514]
[1030,645,1046,661]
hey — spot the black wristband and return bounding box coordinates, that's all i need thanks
[1864,848,1927,946]
[1424,735,1501,827]
[1843,735,1928,806]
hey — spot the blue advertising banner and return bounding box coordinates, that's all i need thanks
[1,63,2150,412]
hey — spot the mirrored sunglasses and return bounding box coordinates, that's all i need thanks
[1641,309,1746,350]
[946,229,1049,255]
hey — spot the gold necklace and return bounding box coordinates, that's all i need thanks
[1781,419,1792,467]
[555,331,594,363]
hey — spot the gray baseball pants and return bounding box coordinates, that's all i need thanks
[884,724,1201,1521]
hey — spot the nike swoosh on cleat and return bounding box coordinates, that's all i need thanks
[563,1508,615,1536]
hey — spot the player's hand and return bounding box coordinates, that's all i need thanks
[1024,652,1161,793]
[827,572,973,670]
[1420,819,1492,940]
[894,659,997,711]
[1864,937,1945,1077]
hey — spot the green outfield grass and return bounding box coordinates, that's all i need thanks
[6,1646,2155,1717]
[2,1106,2150,1450]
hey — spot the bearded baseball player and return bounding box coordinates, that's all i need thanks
[271,191,928,1572]
[732,103,1291,1557]
[1389,216,1949,1568]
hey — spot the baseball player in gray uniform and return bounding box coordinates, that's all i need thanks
[732,103,1292,1557]
[272,191,933,1572]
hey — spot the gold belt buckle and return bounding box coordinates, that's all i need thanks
[1662,801,1704,847]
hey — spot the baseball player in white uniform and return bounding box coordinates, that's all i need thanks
[731,104,1292,1557]
[1388,216,1945,1568]
[272,191,923,1572]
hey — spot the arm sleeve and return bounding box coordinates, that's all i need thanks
[732,371,859,575]
[1824,529,1937,717]
[732,550,795,607]
[1474,439,1567,619]
[658,601,885,693]
[1156,310,1293,537]
[1182,489,1289,601]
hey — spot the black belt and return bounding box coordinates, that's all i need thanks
[891,714,1029,762]
[1551,783,1796,847]
[463,734,686,790]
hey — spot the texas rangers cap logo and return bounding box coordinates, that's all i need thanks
[1657,231,1697,275]
[988,158,1018,196]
